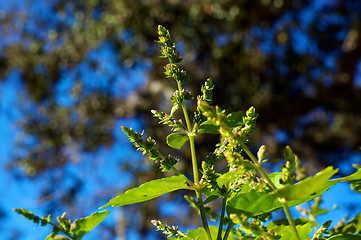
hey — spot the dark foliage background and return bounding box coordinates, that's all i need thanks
[1,0,361,239]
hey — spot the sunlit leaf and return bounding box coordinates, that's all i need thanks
[100,175,191,208]
[70,210,109,239]
[198,121,219,134]
[184,225,234,240]
[216,169,246,188]
[166,132,189,149]
[170,104,179,117]
[227,177,337,217]
[225,111,245,127]
[271,166,338,200]
[269,222,312,240]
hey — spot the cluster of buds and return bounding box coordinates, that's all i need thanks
[198,98,259,162]
[157,25,181,64]
[157,25,189,84]
[295,154,307,181]
[280,146,296,184]
[14,208,50,227]
[151,110,185,131]
[170,89,193,105]
[230,171,267,193]
[151,220,187,239]
[195,78,215,124]
[201,161,227,196]
[121,126,179,171]
[223,150,254,169]
[312,220,331,239]
[230,214,276,239]
[200,78,214,104]
[241,107,258,141]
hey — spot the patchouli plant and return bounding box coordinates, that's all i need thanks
[15,26,361,240]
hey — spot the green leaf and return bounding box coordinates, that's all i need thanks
[227,177,337,217]
[269,222,312,240]
[166,132,189,149]
[334,169,361,182]
[197,111,245,135]
[184,225,233,240]
[216,169,246,188]
[327,234,361,240]
[202,195,219,205]
[45,232,59,240]
[226,111,245,127]
[70,210,109,239]
[198,120,219,134]
[227,190,281,217]
[333,169,361,194]
[53,235,70,240]
[100,175,191,208]
[271,166,338,201]
[170,104,179,117]
[268,172,285,189]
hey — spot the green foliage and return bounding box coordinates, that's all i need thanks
[166,132,189,149]
[14,209,109,240]
[15,26,361,240]
[100,175,191,208]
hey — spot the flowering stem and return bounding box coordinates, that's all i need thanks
[241,144,301,240]
[178,81,212,240]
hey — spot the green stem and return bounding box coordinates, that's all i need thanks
[48,223,74,239]
[177,81,212,240]
[222,222,234,240]
[217,196,227,240]
[241,144,301,240]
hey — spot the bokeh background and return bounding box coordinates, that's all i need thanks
[1,0,361,239]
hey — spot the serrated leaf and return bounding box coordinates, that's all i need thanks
[271,166,338,201]
[100,175,191,208]
[227,190,281,217]
[227,178,337,217]
[166,132,189,149]
[70,210,109,239]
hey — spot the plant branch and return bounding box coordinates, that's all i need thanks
[177,82,212,240]
[222,222,234,240]
[241,144,301,240]
[217,196,227,240]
